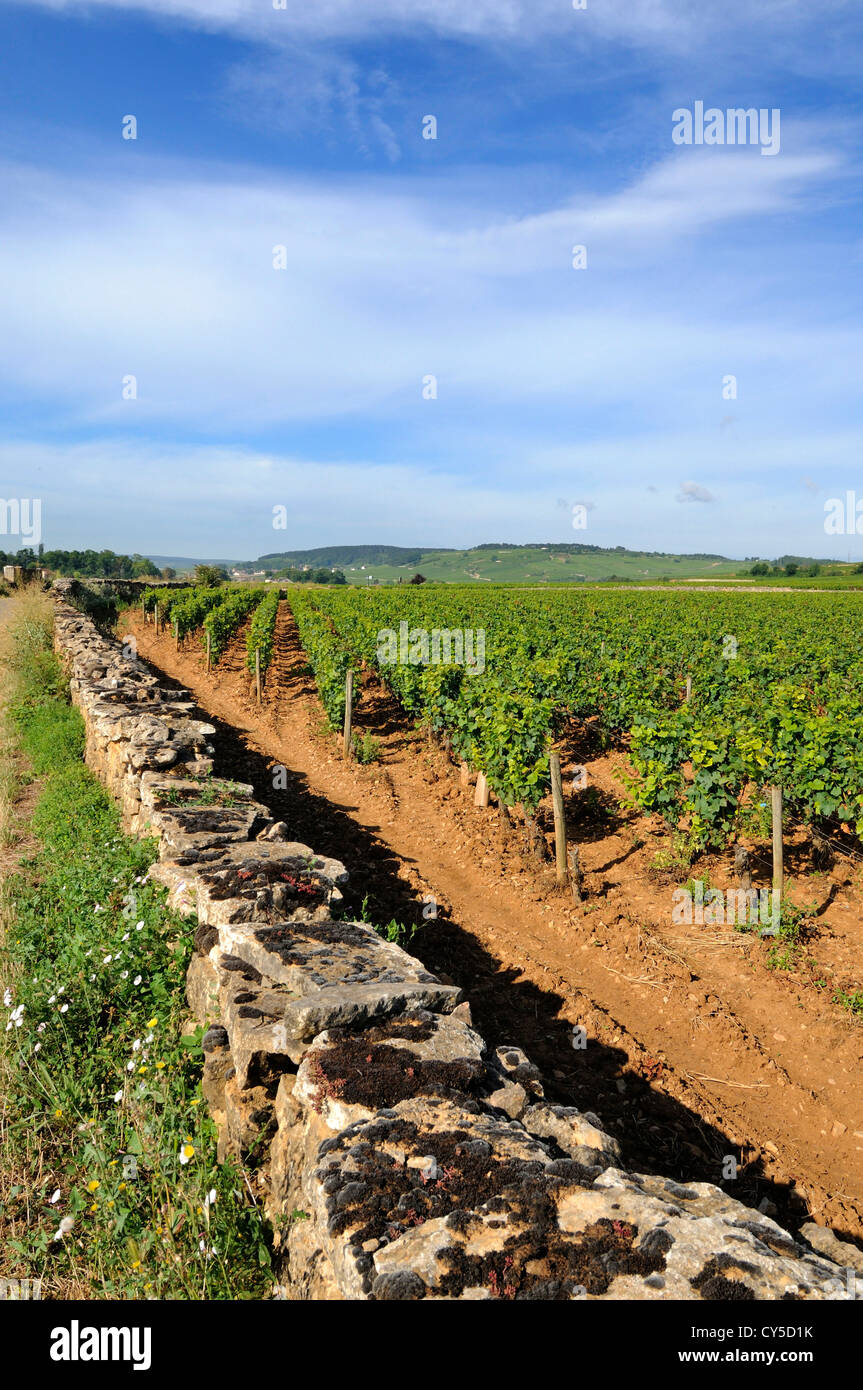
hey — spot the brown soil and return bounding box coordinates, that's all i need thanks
[124,604,863,1250]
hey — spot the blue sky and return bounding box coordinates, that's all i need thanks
[2,0,863,561]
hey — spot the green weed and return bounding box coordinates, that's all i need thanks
[0,608,273,1299]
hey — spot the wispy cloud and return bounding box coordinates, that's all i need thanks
[5,0,863,557]
[7,428,863,559]
[223,47,402,160]
[15,0,856,50]
[0,140,849,435]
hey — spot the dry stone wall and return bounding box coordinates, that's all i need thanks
[52,597,861,1302]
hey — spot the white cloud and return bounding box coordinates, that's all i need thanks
[6,428,862,558]
[13,0,850,50]
[223,47,403,159]
[677,481,716,504]
[0,144,849,433]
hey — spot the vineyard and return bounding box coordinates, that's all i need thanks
[141,583,267,666]
[132,582,863,856]
[288,586,863,853]
[118,580,863,1252]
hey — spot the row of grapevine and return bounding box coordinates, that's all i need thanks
[287,586,863,842]
[245,589,280,677]
[288,588,556,808]
[140,586,183,615]
[289,594,354,728]
[202,588,267,663]
[169,586,224,638]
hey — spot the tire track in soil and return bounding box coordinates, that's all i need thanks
[126,604,863,1249]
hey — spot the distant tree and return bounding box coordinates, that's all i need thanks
[409,573,427,585]
[161,566,177,580]
[784,562,799,576]
[855,562,863,574]
[130,554,160,578]
[275,565,347,586]
[194,564,227,586]
[749,562,770,576]
[805,562,821,577]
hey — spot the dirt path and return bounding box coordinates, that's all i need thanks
[125,606,863,1248]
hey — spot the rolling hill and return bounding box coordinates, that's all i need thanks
[250,543,744,585]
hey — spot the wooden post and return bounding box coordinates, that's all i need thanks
[255,647,262,704]
[141,598,146,618]
[771,786,783,901]
[474,773,489,808]
[174,619,179,652]
[154,602,160,635]
[206,629,212,673]
[343,670,353,759]
[600,640,605,657]
[685,675,692,702]
[549,751,568,886]
[568,846,583,904]
[459,761,471,789]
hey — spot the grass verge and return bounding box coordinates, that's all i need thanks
[0,591,273,1299]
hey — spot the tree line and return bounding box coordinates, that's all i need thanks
[0,547,161,578]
